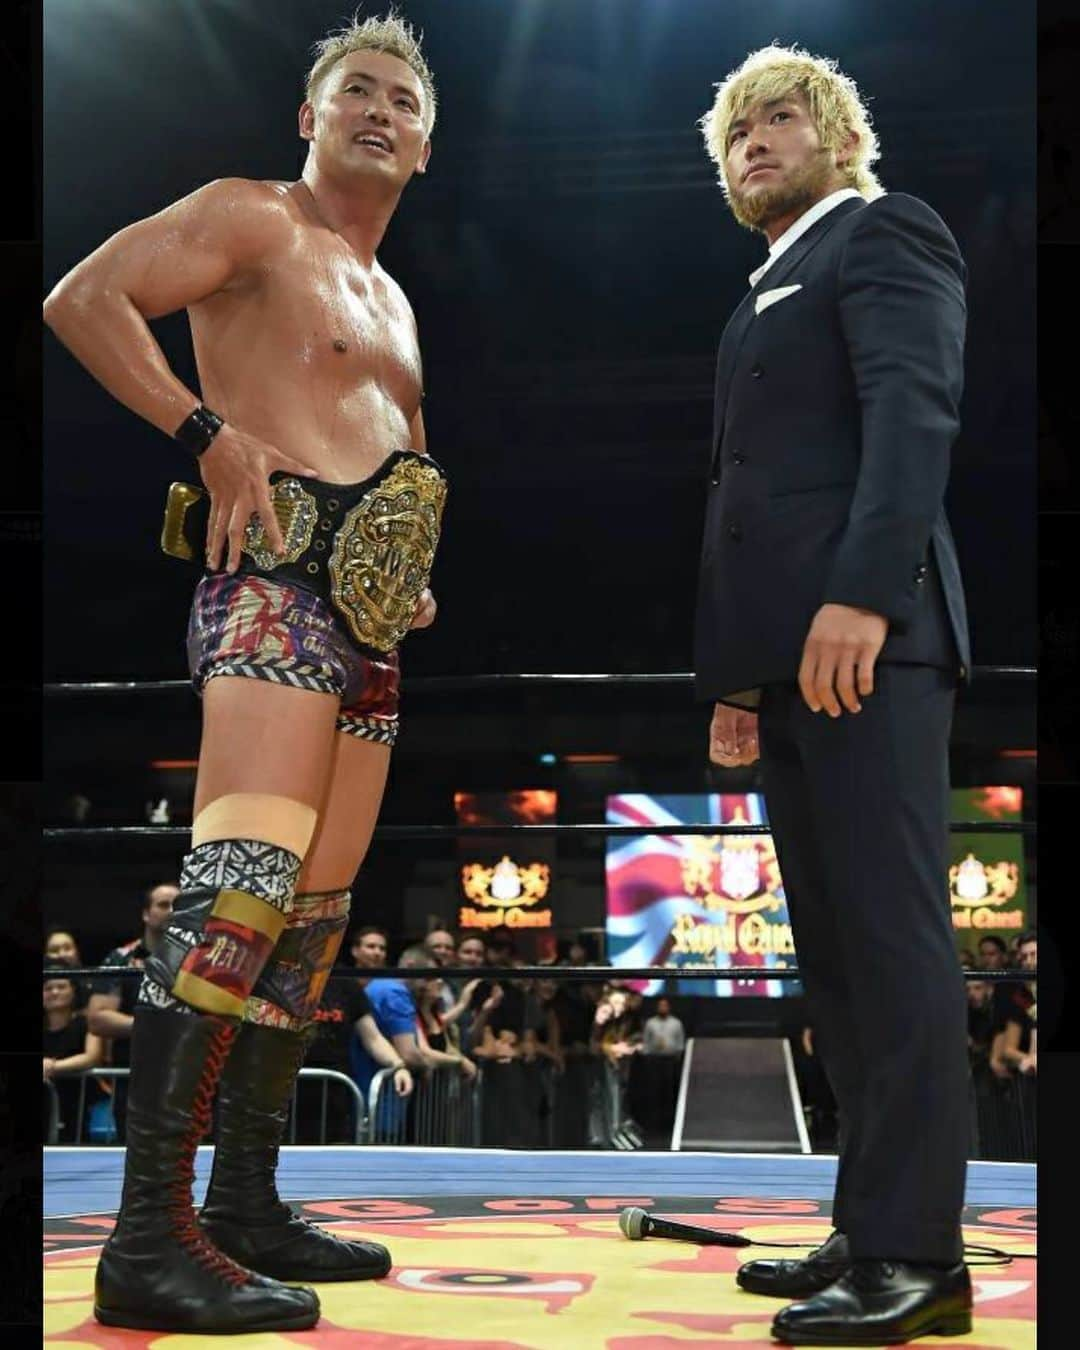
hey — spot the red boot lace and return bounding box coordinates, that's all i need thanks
[168,1020,251,1287]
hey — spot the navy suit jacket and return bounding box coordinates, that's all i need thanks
[693,193,971,707]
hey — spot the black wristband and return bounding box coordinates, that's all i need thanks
[174,404,224,457]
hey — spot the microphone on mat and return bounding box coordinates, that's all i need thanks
[618,1206,752,1248]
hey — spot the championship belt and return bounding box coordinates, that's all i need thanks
[327,454,448,653]
[162,450,447,657]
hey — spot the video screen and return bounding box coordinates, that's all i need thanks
[605,793,798,998]
[606,787,1030,994]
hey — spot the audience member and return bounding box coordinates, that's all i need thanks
[990,933,1037,1078]
[350,925,388,973]
[976,935,1008,971]
[966,980,998,1071]
[641,996,686,1056]
[300,926,409,1141]
[43,965,105,1142]
[44,927,81,968]
[44,927,89,1008]
[352,946,477,1133]
[456,932,487,969]
[85,882,178,1141]
[423,927,458,1015]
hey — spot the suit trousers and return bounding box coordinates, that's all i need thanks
[757,664,968,1264]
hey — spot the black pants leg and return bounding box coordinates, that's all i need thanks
[758,665,968,1264]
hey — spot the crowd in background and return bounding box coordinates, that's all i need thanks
[44,890,1035,1157]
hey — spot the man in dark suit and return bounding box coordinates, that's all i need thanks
[695,47,973,1344]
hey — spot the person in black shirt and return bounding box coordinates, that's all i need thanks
[300,979,412,1141]
[85,883,178,1139]
[43,965,105,1142]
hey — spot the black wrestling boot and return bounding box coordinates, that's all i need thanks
[200,1021,392,1282]
[771,1260,972,1344]
[94,1007,320,1333]
[736,1230,851,1298]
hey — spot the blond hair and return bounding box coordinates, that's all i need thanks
[306,8,437,137]
[700,44,883,203]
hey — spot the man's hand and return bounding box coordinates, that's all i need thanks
[409,588,437,631]
[43,1057,56,1082]
[798,603,888,716]
[458,1055,478,1080]
[392,1065,414,1097]
[709,703,759,766]
[199,424,319,574]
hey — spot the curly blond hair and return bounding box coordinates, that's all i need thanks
[306,8,437,136]
[700,44,883,203]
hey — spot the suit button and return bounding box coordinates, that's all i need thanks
[750,364,764,379]
[731,453,746,466]
[914,563,928,583]
[710,477,721,487]
[728,524,743,542]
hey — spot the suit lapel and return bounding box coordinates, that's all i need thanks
[711,198,865,464]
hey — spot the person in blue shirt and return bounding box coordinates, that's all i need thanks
[352,947,476,1136]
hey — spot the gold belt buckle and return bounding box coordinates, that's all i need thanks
[329,456,448,652]
[160,482,207,561]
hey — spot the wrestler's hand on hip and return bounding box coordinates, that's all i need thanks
[798,603,888,717]
[409,588,437,630]
[198,424,319,573]
[709,703,760,766]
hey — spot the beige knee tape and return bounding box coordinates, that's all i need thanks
[193,792,318,860]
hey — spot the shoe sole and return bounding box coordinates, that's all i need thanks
[736,1274,843,1298]
[94,1304,320,1333]
[771,1313,972,1344]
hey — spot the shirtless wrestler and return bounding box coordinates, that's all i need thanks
[43,14,469,1335]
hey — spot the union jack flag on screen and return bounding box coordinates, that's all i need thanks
[605,793,800,999]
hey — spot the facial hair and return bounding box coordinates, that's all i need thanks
[728,146,838,232]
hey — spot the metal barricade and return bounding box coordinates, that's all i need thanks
[50,1067,367,1146]
[971,1066,1037,1161]
[44,1080,61,1144]
[366,1064,481,1145]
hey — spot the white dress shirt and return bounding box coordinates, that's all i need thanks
[747,187,866,288]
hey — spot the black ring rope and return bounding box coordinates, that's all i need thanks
[44,819,1032,843]
[43,665,1035,697]
[48,964,1034,984]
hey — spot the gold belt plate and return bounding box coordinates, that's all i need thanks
[242,478,318,570]
[328,457,448,653]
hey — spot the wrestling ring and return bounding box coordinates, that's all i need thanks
[43,668,1037,1349]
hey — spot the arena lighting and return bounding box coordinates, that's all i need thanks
[538,752,557,764]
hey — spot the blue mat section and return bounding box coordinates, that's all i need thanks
[45,1146,1035,1218]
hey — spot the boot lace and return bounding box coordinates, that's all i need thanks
[168,1020,252,1287]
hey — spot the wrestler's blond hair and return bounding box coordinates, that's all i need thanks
[700,44,883,203]
[306,8,437,137]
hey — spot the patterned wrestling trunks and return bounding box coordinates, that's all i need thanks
[187,572,401,745]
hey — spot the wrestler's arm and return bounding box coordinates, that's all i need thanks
[43,179,316,565]
[42,178,279,436]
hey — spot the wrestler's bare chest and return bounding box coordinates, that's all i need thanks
[188,202,423,483]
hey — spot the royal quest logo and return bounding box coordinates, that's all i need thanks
[680,823,784,916]
[949,852,1024,931]
[459,855,552,930]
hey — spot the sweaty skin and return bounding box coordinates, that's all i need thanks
[188,178,424,484]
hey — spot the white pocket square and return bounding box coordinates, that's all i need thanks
[755,283,803,316]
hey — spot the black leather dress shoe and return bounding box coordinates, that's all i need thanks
[771,1259,972,1344]
[736,1230,851,1298]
